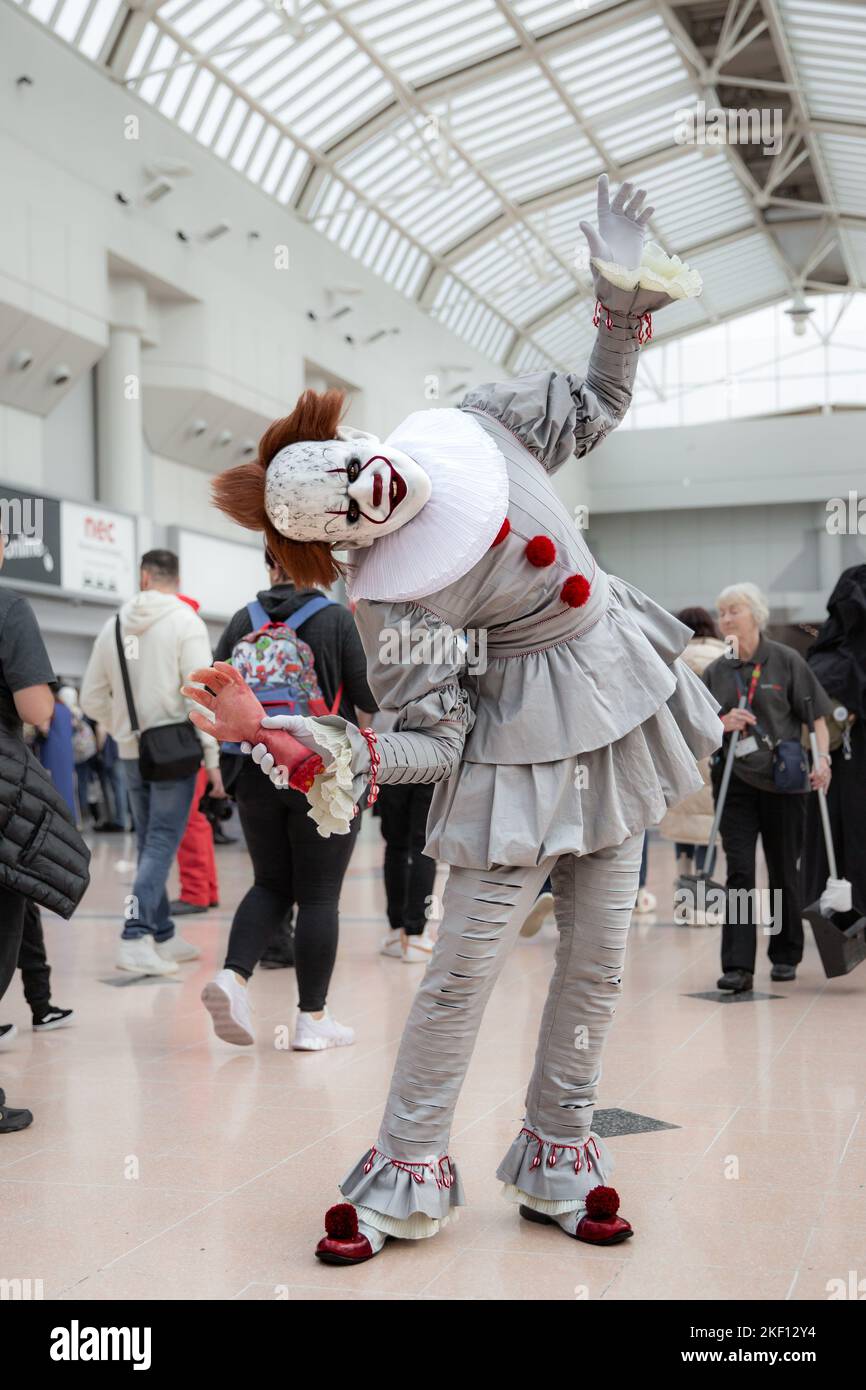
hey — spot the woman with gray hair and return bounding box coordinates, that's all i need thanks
[702,583,834,992]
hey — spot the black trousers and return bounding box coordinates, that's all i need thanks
[18,900,51,1015]
[225,763,360,1012]
[0,884,27,1008]
[716,772,806,972]
[377,782,437,936]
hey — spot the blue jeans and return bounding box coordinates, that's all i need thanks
[122,759,198,941]
[108,759,130,827]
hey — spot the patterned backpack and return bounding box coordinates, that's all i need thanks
[221,596,343,753]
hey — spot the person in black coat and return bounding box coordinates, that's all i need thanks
[802,565,866,919]
[0,537,59,1132]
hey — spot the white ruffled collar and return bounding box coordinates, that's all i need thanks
[345,407,509,604]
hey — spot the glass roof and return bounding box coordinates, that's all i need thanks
[13,0,866,382]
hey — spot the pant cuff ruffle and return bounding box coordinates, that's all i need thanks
[339,1145,465,1241]
[495,1125,614,1205]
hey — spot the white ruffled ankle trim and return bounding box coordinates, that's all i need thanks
[353,1203,455,1241]
[500,1183,586,1216]
[591,241,702,300]
[297,719,356,837]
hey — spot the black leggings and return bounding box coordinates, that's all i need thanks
[226,763,360,1012]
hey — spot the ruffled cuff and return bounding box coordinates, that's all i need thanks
[297,718,357,838]
[496,1126,615,1206]
[591,241,702,301]
[339,1146,466,1239]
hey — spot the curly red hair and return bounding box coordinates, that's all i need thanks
[212,388,346,589]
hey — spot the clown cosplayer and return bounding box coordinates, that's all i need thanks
[184,177,722,1264]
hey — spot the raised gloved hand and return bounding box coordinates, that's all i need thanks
[577,173,701,318]
[579,174,653,272]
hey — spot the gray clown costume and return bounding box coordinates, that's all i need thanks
[206,183,723,1251]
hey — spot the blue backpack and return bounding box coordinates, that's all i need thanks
[221,596,342,753]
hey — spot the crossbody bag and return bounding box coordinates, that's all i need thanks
[114,616,202,782]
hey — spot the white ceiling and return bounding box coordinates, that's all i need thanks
[9,0,866,369]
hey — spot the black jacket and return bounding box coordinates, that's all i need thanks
[0,729,91,919]
[213,584,377,721]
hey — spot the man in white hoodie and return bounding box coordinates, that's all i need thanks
[81,550,223,976]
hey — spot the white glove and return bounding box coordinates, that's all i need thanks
[259,713,335,765]
[241,740,286,788]
[579,174,654,271]
[820,877,853,915]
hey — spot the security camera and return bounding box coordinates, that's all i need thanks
[51,364,72,386]
[240,439,256,456]
[140,177,174,205]
[200,222,231,242]
[190,419,208,437]
[216,429,233,446]
[9,348,34,372]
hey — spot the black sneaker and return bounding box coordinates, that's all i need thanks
[717,969,754,993]
[0,1101,33,1133]
[169,900,208,916]
[33,1007,74,1032]
[770,963,797,982]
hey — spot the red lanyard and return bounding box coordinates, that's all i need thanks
[743,661,762,708]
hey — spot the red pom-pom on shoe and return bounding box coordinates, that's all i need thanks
[525,535,556,567]
[490,518,511,548]
[561,574,591,607]
[585,1185,620,1221]
[324,1203,358,1240]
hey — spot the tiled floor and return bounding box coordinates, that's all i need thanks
[1,822,863,1301]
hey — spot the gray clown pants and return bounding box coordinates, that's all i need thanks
[340,833,643,1238]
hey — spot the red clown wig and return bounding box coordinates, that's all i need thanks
[212,388,346,589]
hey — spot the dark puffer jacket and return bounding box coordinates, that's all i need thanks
[0,730,91,918]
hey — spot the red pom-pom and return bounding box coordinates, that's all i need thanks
[490,518,510,548]
[585,1185,619,1220]
[525,535,556,567]
[324,1203,358,1240]
[561,573,591,607]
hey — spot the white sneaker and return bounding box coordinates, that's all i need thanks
[0,1023,18,1051]
[380,931,435,963]
[521,891,555,938]
[156,935,200,964]
[116,937,179,976]
[292,1007,355,1051]
[201,969,254,1046]
[633,888,657,915]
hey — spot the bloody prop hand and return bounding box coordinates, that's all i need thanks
[183,661,267,744]
[182,661,324,790]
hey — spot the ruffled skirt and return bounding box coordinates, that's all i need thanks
[424,586,722,868]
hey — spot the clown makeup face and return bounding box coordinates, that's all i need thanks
[264,437,432,548]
